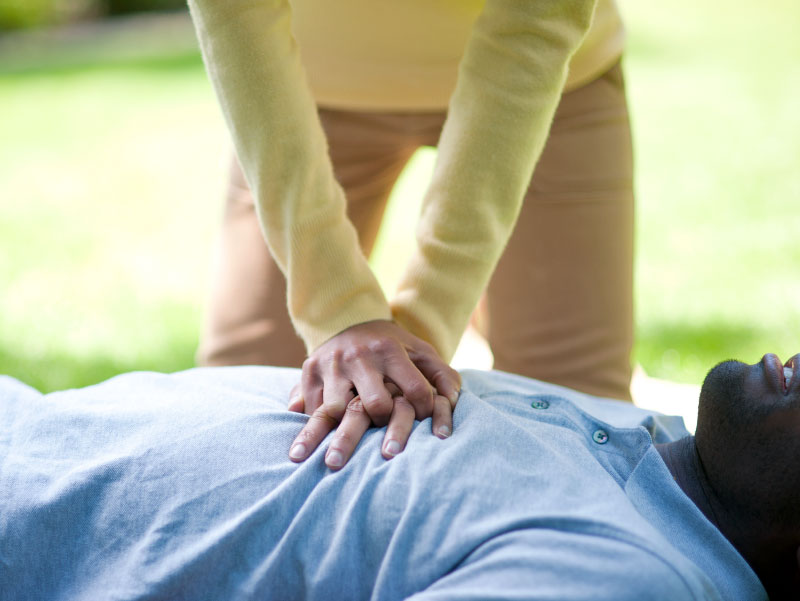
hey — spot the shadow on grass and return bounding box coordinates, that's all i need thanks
[0,342,199,394]
[0,11,204,79]
[636,319,764,385]
[0,49,204,79]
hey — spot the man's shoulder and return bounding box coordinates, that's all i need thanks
[459,368,691,443]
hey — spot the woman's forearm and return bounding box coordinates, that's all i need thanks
[188,0,391,351]
[391,0,599,360]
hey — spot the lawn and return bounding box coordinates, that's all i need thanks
[1,2,798,393]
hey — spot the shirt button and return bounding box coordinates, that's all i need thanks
[592,429,609,444]
[530,400,550,410]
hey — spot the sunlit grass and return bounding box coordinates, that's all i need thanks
[620,0,800,381]
[1,3,798,392]
[0,27,227,390]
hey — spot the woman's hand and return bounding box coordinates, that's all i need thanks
[290,384,455,471]
[286,320,461,469]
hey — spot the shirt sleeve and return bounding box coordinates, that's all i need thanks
[390,0,601,360]
[187,0,392,353]
[405,529,706,601]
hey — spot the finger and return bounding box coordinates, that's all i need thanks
[381,394,416,460]
[321,374,356,422]
[325,397,372,471]
[407,349,461,407]
[430,393,453,439]
[383,353,434,420]
[349,360,394,426]
[383,381,402,397]
[289,405,339,462]
[287,383,304,413]
[300,357,324,416]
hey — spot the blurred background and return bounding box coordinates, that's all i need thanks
[1,0,798,401]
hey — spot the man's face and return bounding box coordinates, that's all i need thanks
[697,354,800,599]
[696,353,800,524]
[699,352,800,443]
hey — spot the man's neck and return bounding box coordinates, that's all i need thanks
[658,437,800,598]
[655,437,732,535]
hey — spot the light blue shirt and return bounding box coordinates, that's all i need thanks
[0,367,767,600]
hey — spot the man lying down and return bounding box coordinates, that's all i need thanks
[1,354,799,600]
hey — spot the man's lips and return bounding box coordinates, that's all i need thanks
[763,353,797,394]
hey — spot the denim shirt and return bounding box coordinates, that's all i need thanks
[0,367,767,600]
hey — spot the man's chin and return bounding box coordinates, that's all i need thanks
[696,359,755,433]
[699,360,744,400]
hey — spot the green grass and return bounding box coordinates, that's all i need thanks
[621,1,800,381]
[1,4,799,392]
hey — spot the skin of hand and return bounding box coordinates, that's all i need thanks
[286,320,461,470]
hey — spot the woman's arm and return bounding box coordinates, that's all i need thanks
[188,0,392,350]
[391,0,599,361]
[188,1,460,468]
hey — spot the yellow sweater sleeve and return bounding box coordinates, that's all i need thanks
[187,0,391,352]
[390,0,599,361]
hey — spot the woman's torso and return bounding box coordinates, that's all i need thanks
[289,0,625,111]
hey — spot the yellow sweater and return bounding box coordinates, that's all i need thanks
[291,0,624,110]
[188,0,623,361]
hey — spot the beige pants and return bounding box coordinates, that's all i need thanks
[198,62,634,401]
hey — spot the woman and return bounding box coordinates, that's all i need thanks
[188,0,634,467]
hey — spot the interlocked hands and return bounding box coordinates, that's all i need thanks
[287,320,461,470]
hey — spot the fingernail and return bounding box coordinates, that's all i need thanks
[448,390,460,404]
[384,439,401,457]
[326,450,344,468]
[289,443,307,460]
[288,394,300,407]
[437,425,451,438]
